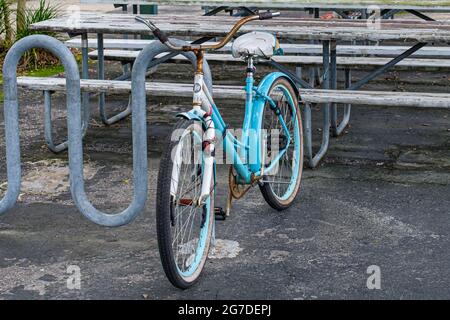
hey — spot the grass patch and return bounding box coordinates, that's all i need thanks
[0,64,65,101]
[25,64,65,78]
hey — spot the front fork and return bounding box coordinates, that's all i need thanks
[192,70,216,206]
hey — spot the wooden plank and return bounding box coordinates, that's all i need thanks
[298,89,450,108]
[67,37,450,58]
[288,45,450,58]
[31,13,450,43]
[16,77,246,99]
[66,38,157,49]
[79,0,450,11]
[88,49,450,69]
[16,76,450,108]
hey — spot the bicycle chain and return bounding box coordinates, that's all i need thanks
[226,166,254,216]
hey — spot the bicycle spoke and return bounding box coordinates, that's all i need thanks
[168,128,208,273]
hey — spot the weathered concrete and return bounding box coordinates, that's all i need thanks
[0,58,449,299]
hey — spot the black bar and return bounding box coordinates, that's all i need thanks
[406,9,436,21]
[381,9,400,19]
[236,6,258,16]
[266,60,314,89]
[204,6,229,16]
[335,10,350,19]
[348,42,428,90]
[314,8,320,18]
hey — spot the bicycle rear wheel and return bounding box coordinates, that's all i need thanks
[259,78,304,211]
[156,119,214,289]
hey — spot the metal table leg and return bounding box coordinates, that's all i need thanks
[304,41,331,168]
[330,41,351,137]
[335,69,352,136]
[122,4,130,75]
[44,90,69,153]
[81,33,90,128]
[330,41,339,137]
[302,67,315,166]
[97,33,134,125]
[42,33,89,153]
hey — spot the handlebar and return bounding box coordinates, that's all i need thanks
[135,12,280,52]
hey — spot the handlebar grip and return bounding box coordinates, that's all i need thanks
[259,12,280,20]
[135,16,169,44]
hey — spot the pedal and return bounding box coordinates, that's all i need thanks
[214,207,227,221]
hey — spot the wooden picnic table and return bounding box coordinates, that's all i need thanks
[81,0,450,22]
[81,0,450,12]
[31,13,450,43]
[30,12,450,166]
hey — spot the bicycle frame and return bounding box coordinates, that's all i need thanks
[135,12,292,203]
[178,54,296,200]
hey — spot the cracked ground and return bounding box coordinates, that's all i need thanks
[0,55,449,299]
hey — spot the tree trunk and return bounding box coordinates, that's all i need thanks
[16,0,25,33]
[1,0,13,46]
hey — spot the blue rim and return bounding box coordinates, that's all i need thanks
[177,197,211,278]
[268,84,301,201]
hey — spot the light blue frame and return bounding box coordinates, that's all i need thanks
[178,71,298,185]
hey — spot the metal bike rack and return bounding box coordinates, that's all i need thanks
[1,35,213,228]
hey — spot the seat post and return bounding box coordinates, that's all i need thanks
[246,55,255,77]
[245,55,255,100]
[195,49,205,76]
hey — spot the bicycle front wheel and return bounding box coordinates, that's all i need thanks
[156,119,214,289]
[259,78,304,211]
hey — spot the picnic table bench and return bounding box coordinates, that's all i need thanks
[85,48,450,70]
[66,38,450,58]
[27,13,450,168]
[18,76,450,109]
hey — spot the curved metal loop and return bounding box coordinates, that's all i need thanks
[69,38,213,227]
[0,35,81,215]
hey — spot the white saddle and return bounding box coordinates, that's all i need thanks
[231,31,278,59]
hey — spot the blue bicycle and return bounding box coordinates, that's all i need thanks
[137,12,304,289]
